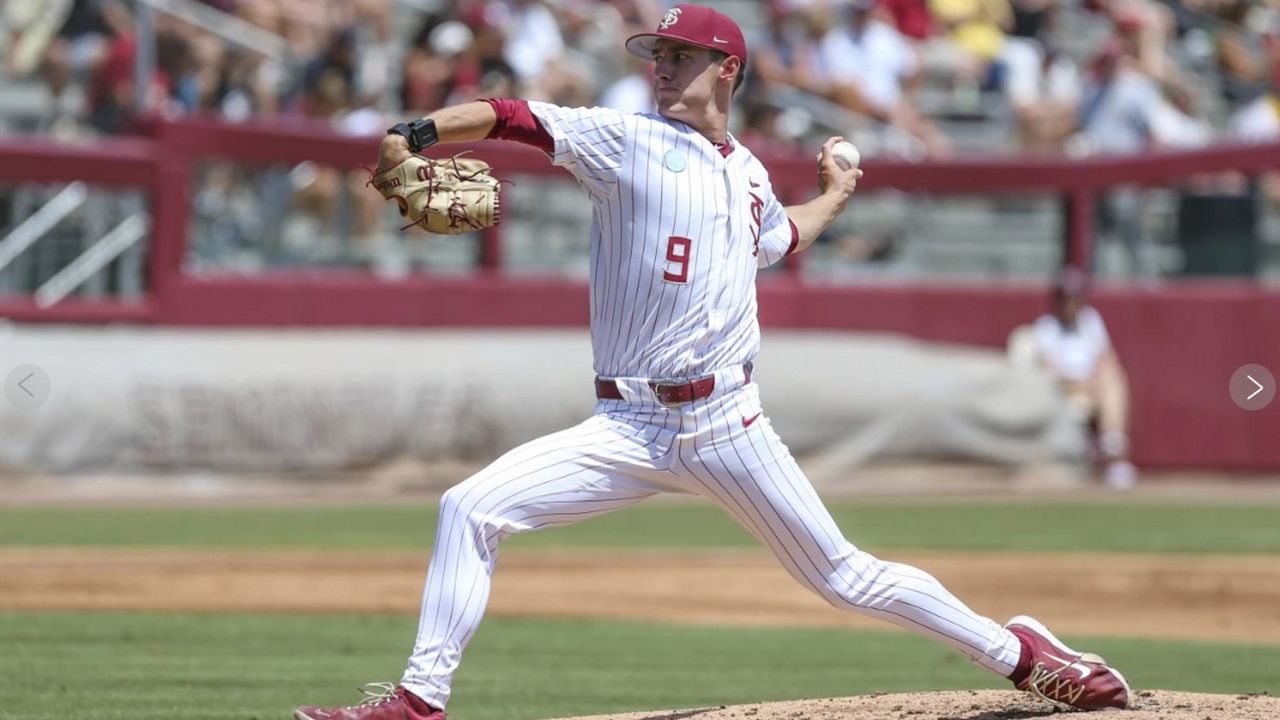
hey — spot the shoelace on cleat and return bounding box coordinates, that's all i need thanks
[355,682,399,708]
[1025,662,1087,710]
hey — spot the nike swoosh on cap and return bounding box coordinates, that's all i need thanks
[713,36,730,43]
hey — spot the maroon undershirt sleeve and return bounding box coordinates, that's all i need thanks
[482,98,554,153]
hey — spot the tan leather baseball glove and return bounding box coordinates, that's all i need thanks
[369,154,501,234]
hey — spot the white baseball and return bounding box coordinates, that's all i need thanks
[832,141,861,171]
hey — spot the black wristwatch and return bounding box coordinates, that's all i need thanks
[387,118,439,153]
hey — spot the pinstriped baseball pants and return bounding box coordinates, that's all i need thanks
[401,382,1023,708]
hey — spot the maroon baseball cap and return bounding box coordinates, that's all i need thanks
[1054,266,1090,297]
[625,4,749,65]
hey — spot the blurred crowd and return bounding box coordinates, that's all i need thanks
[5,0,1280,277]
[6,0,1280,157]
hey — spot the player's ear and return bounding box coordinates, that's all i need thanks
[719,55,742,86]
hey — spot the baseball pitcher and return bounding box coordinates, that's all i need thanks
[295,5,1130,719]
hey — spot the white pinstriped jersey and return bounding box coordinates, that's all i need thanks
[528,102,795,381]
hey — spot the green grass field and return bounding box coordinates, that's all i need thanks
[2,499,1277,719]
[4,612,1278,720]
[2,499,1278,553]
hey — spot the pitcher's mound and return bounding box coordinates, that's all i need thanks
[560,690,1277,720]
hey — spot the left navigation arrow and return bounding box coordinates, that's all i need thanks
[5,364,51,410]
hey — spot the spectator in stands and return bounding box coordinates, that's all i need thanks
[464,4,522,100]
[1007,0,1053,44]
[230,0,294,115]
[1228,22,1280,207]
[1076,39,1155,157]
[1107,0,1204,113]
[402,5,524,112]
[499,0,564,82]
[883,0,993,111]
[3,0,73,83]
[927,0,1013,91]
[550,0,631,93]
[86,31,171,134]
[290,11,391,127]
[1229,22,1280,142]
[156,18,202,113]
[1030,267,1136,490]
[752,1,832,99]
[1212,0,1266,108]
[835,0,952,155]
[402,11,470,113]
[5,0,129,131]
[818,0,917,117]
[470,10,521,101]
[347,0,396,109]
[1003,42,1081,151]
[880,0,934,41]
[297,26,362,111]
[1000,0,1080,151]
[1073,37,1210,275]
[474,0,587,103]
[275,0,338,62]
[289,65,406,275]
[208,46,282,121]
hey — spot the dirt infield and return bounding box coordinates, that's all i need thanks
[557,690,1280,720]
[2,547,1278,645]
[4,547,1276,719]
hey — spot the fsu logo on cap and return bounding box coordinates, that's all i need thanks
[659,7,681,29]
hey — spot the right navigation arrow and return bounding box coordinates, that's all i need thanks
[1247,375,1265,401]
[1232,364,1276,411]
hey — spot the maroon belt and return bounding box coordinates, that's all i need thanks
[595,363,753,406]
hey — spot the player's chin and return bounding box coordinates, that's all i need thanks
[655,90,682,109]
[656,99,685,117]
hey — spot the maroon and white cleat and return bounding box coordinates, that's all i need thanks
[294,683,445,720]
[1006,615,1132,711]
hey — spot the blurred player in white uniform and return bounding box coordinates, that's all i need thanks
[295,6,1130,720]
[1033,268,1136,489]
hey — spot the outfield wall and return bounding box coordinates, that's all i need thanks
[0,327,1080,484]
